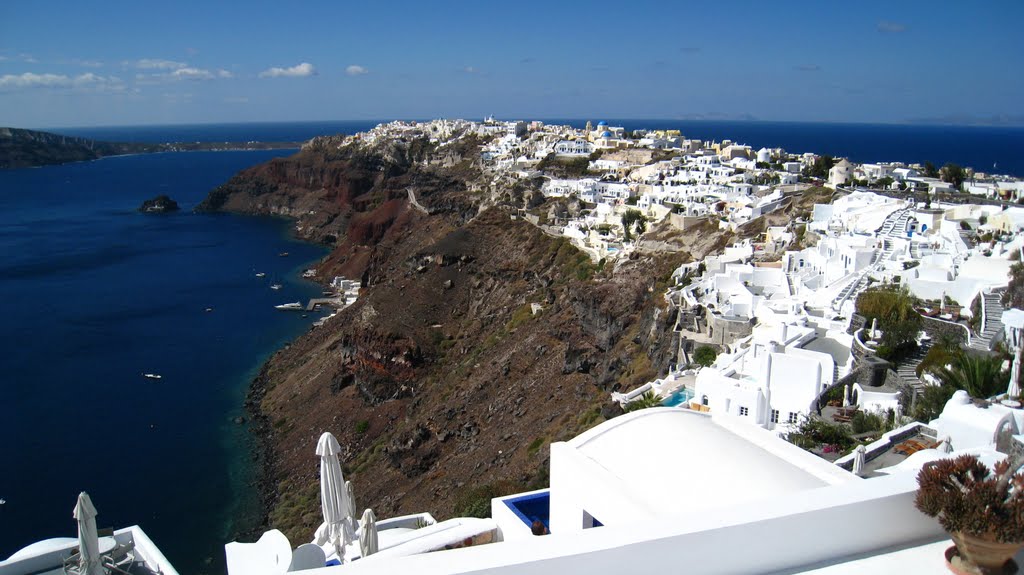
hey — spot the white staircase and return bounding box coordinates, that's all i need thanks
[969,291,1006,352]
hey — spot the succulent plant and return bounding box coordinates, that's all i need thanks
[915,454,1024,543]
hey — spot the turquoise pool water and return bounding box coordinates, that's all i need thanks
[662,388,694,407]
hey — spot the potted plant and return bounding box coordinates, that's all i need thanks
[915,454,1024,574]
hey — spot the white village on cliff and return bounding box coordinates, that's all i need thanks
[7,118,1024,575]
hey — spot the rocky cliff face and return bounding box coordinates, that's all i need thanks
[203,136,688,543]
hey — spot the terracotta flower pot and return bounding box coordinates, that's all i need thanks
[950,531,1023,574]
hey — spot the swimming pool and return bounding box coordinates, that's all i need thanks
[662,388,694,407]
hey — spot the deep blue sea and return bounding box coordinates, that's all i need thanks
[0,149,330,574]
[54,119,1024,177]
[3,119,1021,574]
[555,120,1024,177]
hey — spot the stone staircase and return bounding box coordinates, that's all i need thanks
[833,274,868,313]
[958,227,976,248]
[895,343,931,394]
[909,241,922,260]
[832,242,892,314]
[969,291,1006,352]
[877,209,904,235]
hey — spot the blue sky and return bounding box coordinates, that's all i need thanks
[1,1,1021,128]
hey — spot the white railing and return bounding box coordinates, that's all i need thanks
[980,288,989,335]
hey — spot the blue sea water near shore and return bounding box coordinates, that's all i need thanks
[2,119,1020,573]
[0,149,328,573]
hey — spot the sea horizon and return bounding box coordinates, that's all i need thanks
[41,119,1024,178]
[34,117,1024,131]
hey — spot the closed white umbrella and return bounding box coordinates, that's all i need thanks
[842,385,851,408]
[852,445,867,477]
[73,492,103,575]
[1008,346,1022,400]
[345,481,358,536]
[315,432,354,562]
[359,509,378,557]
[941,436,954,454]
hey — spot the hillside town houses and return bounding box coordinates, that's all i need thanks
[177,118,1024,574]
[317,116,1024,480]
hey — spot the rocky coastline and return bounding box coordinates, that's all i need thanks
[200,130,703,544]
[138,194,180,213]
[0,126,300,169]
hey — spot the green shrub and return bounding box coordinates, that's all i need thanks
[355,420,370,434]
[527,437,545,455]
[453,480,524,518]
[912,384,957,422]
[784,417,855,451]
[693,346,718,367]
[851,410,893,434]
[856,286,921,355]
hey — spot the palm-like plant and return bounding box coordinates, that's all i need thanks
[935,351,1006,399]
[624,391,664,412]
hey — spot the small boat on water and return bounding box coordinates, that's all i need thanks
[142,373,162,380]
[275,302,303,310]
[255,272,266,278]
[270,284,283,290]
[205,307,214,313]
[279,252,289,257]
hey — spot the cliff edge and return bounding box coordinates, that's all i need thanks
[201,130,688,543]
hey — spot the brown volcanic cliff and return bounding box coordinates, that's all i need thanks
[204,135,688,543]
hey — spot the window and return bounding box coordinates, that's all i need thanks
[788,412,799,424]
[770,409,779,423]
[739,406,749,417]
[701,395,709,406]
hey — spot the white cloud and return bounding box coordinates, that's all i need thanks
[171,67,215,80]
[462,66,478,74]
[136,66,233,83]
[259,62,316,78]
[0,53,37,63]
[224,96,249,104]
[0,71,124,92]
[172,67,232,80]
[77,59,104,68]
[877,20,906,33]
[133,58,187,70]
[0,72,70,89]
[345,64,368,76]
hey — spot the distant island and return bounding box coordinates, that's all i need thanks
[0,127,301,170]
[138,194,180,213]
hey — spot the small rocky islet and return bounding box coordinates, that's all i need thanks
[138,194,180,213]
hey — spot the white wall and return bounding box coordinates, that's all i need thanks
[323,472,943,575]
[548,442,657,535]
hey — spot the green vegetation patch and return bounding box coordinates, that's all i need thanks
[453,479,526,518]
[693,346,718,367]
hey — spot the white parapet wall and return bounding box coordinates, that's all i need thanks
[299,471,943,575]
